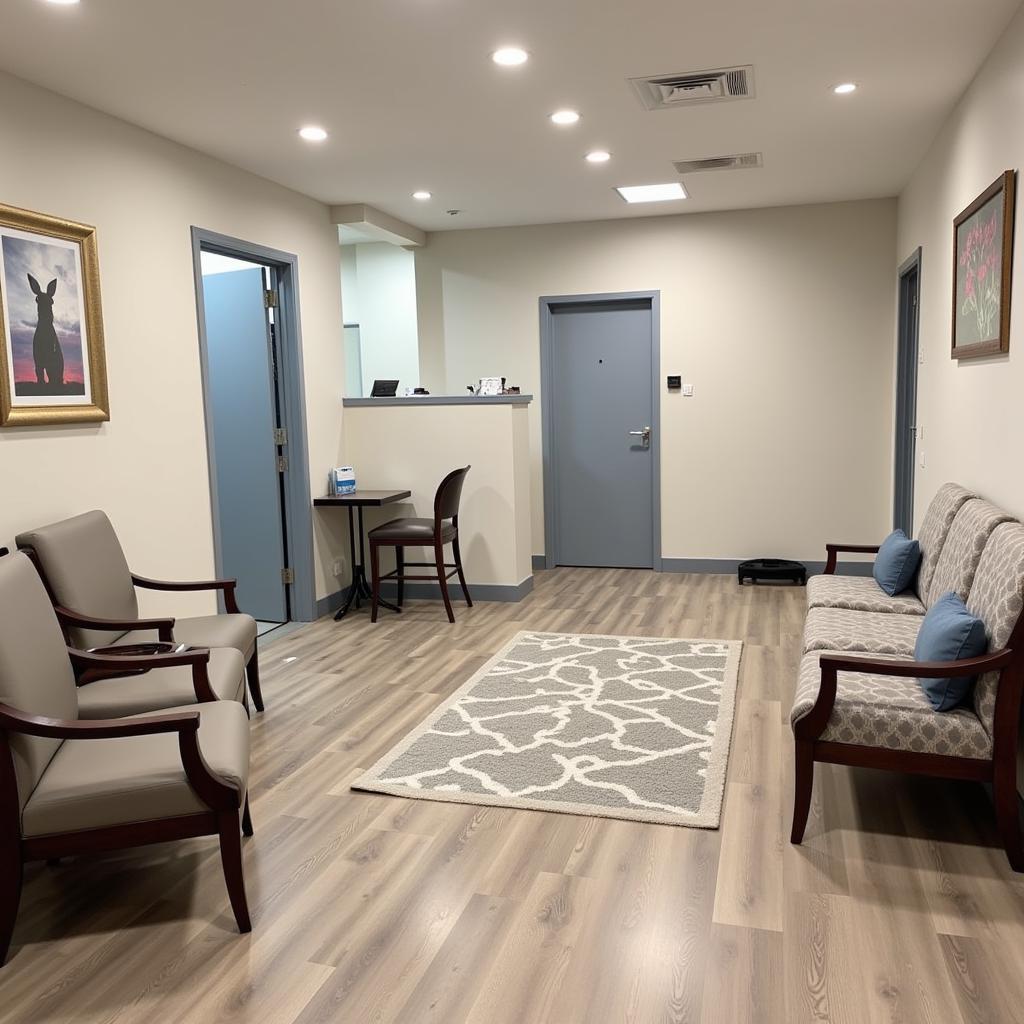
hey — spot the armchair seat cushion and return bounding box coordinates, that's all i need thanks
[22,700,249,838]
[806,575,925,616]
[76,648,246,719]
[791,651,992,758]
[803,607,922,656]
[121,614,257,662]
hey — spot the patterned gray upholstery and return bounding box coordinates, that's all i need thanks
[924,499,1015,608]
[791,650,992,758]
[806,575,925,616]
[966,522,1024,736]
[802,606,921,656]
[916,483,976,600]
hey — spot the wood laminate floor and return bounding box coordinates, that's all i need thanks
[5,568,1024,1023]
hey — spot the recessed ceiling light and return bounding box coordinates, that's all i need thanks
[832,82,858,95]
[585,150,611,164]
[42,0,80,5]
[615,182,688,204]
[412,191,432,200]
[492,47,529,66]
[298,125,328,142]
[550,109,581,126]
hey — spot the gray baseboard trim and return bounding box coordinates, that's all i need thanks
[379,576,534,603]
[315,588,348,618]
[532,554,548,571]
[660,558,873,577]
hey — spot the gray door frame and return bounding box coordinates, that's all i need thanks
[539,290,662,571]
[190,227,316,622]
[894,247,922,536]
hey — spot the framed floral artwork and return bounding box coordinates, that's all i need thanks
[952,170,1016,360]
[0,202,109,425]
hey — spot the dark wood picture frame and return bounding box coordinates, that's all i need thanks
[951,170,1017,360]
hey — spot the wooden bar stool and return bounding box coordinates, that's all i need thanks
[369,467,473,623]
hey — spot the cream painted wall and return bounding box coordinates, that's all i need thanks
[898,4,1024,526]
[342,403,532,587]
[0,71,348,614]
[415,200,897,563]
[341,242,420,396]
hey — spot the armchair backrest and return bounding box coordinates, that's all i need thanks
[916,483,975,600]
[966,522,1024,737]
[0,554,79,812]
[16,511,138,650]
[924,499,1014,609]
[434,466,471,525]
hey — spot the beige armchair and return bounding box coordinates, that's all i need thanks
[0,553,253,967]
[17,511,264,712]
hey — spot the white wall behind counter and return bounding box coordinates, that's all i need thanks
[0,71,347,614]
[415,199,897,565]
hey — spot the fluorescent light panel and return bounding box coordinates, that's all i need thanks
[615,182,688,203]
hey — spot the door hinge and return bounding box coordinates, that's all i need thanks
[276,455,288,472]
[264,289,279,309]
[273,427,287,445]
[281,567,295,585]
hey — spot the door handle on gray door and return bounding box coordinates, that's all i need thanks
[629,426,651,449]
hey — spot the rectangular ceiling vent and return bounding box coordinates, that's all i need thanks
[673,152,763,174]
[631,66,755,110]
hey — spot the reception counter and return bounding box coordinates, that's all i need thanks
[338,395,534,601]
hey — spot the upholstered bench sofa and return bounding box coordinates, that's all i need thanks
[790,483,1024,869]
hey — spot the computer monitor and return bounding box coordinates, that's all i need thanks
[370,379,399,397]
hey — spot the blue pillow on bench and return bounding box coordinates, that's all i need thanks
[872,529,921,596]
[914,592,988,711]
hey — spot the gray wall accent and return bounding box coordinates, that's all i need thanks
[539,291,662,572]
[343,394,533,407]
[316,576,534,616]
[661,558,874,577]
[191,227,317,622]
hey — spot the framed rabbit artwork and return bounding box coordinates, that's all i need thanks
[0,202,109,425]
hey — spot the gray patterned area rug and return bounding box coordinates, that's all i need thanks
[353,631,742,828]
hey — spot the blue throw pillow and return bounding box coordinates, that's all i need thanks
[914,592,988,711]
[872,529,921,596]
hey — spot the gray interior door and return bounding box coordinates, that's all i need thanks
[203,267,288,621]
[550,300,654,568]
[894,254,921,535]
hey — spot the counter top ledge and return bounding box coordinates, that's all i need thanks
[343,394,533,408]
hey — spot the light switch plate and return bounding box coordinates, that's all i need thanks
[682,384,695,397]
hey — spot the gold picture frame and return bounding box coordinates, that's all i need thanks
[0,202,109,425]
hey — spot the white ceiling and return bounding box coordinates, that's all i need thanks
[1,0,1019,231]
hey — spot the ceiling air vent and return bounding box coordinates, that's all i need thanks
[630,66,755,110]
[673,152,764,174]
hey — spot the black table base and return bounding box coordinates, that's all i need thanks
[334,504,400,620]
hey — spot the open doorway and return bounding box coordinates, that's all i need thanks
[191,229,316,628]
[894,248,921,535]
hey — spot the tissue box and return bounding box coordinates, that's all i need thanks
[332,466,356,495]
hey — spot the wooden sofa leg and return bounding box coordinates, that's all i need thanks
[218,810,252,933]
[242,796,254,838]
[245,650,265,714]
[791,739,815,845]
[0,847,22,967]
[993,758,1024,872]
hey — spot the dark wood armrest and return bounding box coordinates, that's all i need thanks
[824,543,881,574]
[67,646,217,703]
[0,701,198,739]
[819,650,1012,678]
[55,605,175,643]
[131,574,240,614]
[796,649,1013,741]
[0,702,238,810]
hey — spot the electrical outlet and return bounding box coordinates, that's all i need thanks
[332,558,346,577]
